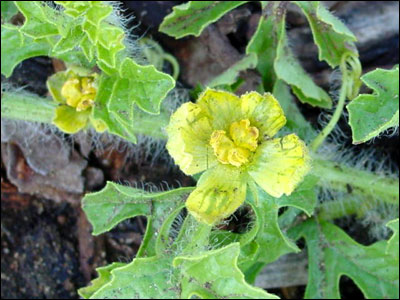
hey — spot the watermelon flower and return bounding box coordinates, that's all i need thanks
[47,68,107,134]
[166,88,311,225]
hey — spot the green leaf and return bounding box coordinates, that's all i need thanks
[273,79,317,142]
[246,3,280,91]
[1,1,18,23]
[14,1,59,38]
[78,262,126,299]
[92,60,175,143]
[89,256,179,299]
[250,175,318,265]
[92,75,137,143]
[82,182,194,257]
[213,174,318,283]
[53,25,85,54]
[386,219,399,262]
[294,1,357,67]
[174,243,279,299]
[54,1,90,18]
[275,16,332,108]
[347,67,399,144]
[159,1,248,38]
[207,53,258,87]
[289,220,399,299]
[117,58,175,114]
[1,24,51,77]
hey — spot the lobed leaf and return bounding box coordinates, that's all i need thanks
[212,174,318,283]
[14,1,59,38]
[294,1,357,67]
[274,16,332,108]
[78,263,126,299]
[88,257,178,299]
[1,1,18,23]
[92,60,175,143]
[289,219,399,299]
[174,243,279,299]
[347,67,399,144]
[246,2,280,91]
[82,182,193,257]
[117,58,175,115]
[250,175,318,264]
[246,3,332,108]
[159,1,248,38]
[1,24,51,77]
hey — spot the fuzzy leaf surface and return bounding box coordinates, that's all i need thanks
[14,1,59,38]
[1,25,51,77]
[78,263,126,299]
[174,243,279,299]
[88,257,178,299]
[294,1,357,67]
[251,175,318,264]
[116,58,175,115]
[289,220,399,299]
[159,1,247,38]
[82,182,193,257]
[347,67,399,144]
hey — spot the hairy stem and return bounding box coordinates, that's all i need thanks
[317,195,380,221]
[310,53,361,151]
[1,91,170,139]
[310,73,348,151]
[178,215,212,254]
[312,158,399,205]
[1,92,57,124]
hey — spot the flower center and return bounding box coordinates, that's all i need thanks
[61,75,97,112]
[210,119,259,167]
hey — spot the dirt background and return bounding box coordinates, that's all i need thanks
[1,1,399,299]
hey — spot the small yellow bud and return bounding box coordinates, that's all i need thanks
[61,74,97,112]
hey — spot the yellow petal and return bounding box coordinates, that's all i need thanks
[62,78,82,108]
[240,92,286,138]
[53,105,90,134]
[89,115,108,133]
[166,102,216,175]
[186,165,247,225]
[197,88,242,131]
[248,134,311,198]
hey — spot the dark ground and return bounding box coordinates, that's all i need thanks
[1,1,399,299]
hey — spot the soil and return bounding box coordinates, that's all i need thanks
[1,1,398,299]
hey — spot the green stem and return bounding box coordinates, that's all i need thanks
[1,92,57,123]
[178,215,212,254]
[310,64,349,151]
[310,53,362,151]
[312,158,399,205]
[2,91,171,139]
[317,195,380,221]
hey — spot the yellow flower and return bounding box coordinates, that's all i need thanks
[166,88,311,225]
[47,69,107,134]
